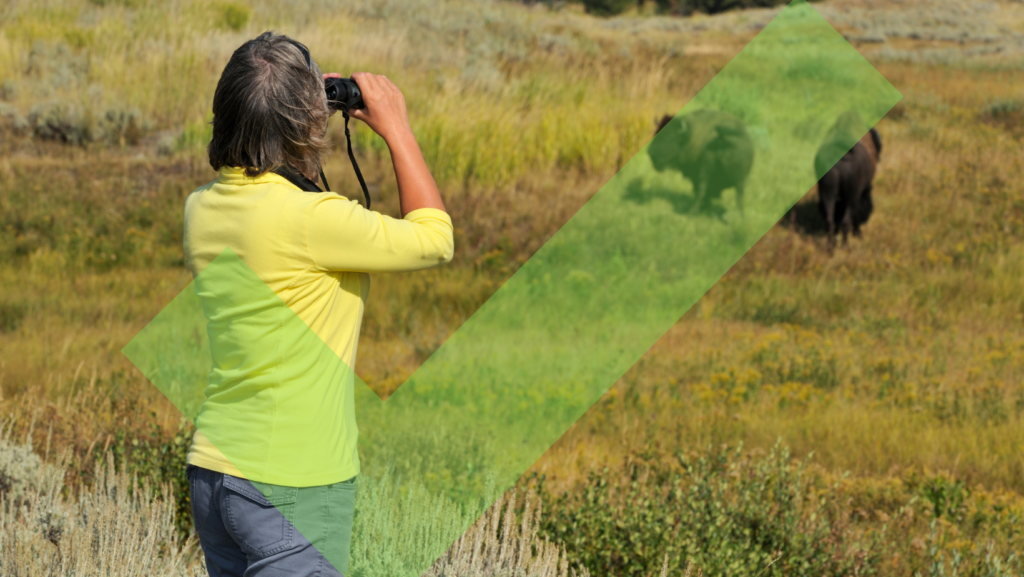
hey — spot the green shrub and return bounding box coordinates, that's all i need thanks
[174,113,214,153]
[656,0,819,15]
[100,415,194,541]
[215,2,252,31]
[917,519,1021,577]
[0,431,62,511]
[89,0,148,7]
[23,103,150,147]
[27,103,100,146]
[102,107,147,147]
[581,0,636,17]
[0,427,199,575]
[980,99,1024,139]
[0,302,27,333]
[536,442,886,577]
[0,155,188,271]
[907,472,969,521]
[1,79,19,101]
[983,99,1023,118]
[653,0,686,15]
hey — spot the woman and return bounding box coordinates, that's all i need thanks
[184,31,453,576]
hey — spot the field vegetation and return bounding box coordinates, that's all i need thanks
[2,0,1024,574]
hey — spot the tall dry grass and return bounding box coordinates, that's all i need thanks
[0,420,602,577]
[421,489,591,577]
[0,423,203,576]
[1,0,1024,573]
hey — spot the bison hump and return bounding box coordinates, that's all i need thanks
[680,109,748,157]
[814,141,853,178]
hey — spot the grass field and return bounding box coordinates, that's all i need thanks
[2,0,1024,574]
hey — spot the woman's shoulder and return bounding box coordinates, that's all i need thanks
[183,179,217,217]
[184,171,370,234]
[187,177,217,197]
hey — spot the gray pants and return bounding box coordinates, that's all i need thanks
[188,464,357,577]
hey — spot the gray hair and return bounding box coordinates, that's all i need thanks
[208,31,330,179]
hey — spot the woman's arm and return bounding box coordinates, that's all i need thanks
[344,72,446,217]
[312,72,452,273]
[307,195,453,273]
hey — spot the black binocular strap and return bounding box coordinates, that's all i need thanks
[271,113,371,210]
[281,37,370,207]
[343,111,371,210]
[273,166,323,193]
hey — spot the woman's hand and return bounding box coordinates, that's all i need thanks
[319,72,442,216]
[345,72,412,144]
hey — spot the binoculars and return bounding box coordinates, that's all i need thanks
[325,77,365,112]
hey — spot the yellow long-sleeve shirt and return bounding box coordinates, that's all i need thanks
[183,166,454,486]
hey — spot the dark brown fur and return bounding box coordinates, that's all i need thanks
[656,114,672,134]
[812,112,882,251]
[650,110,755,216]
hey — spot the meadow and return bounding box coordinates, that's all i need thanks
[2,0,1024,574]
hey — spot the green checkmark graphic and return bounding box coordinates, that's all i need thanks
[123,2,900,575]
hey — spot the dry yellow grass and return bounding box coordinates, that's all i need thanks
[423,489,592,577]
[0,425,204,575]
[0,424,596,577]
[1,0,1024,572]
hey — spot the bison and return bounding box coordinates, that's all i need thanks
[648,109,755,216]
[814,110,882,251]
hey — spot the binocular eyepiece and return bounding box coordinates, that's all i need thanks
[325,77,364,112]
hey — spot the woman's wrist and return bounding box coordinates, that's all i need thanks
[385,128,445,215]
[381,123,415,149]
[384,127,425,169]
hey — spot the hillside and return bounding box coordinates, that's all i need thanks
[2,0,1024,574]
